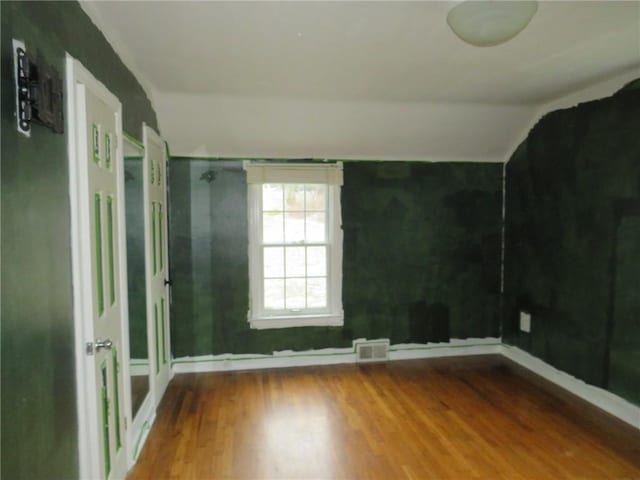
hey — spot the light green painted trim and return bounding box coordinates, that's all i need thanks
[158,204,163,272]
[123,131,144,151]
[95,194,104,316]
[161,297,166,365]
[105,133,112,170]
[151,202,157,275]
[112,348,121,451]
[92,124,101,164]
[133,420,151,460]
[106,196,115,306]
[100,361,110,478]
[154,303,159,374]
[149,154,155,184]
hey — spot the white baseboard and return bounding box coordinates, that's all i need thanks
[171,338,639,430]
[500,343,640,429]
[172,337,501,374]
[173,347,356,373]
[390,337,502,360]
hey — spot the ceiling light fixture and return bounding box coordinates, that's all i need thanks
[447,1,538,47]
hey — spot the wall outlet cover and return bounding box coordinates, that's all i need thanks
[520,311,531,333]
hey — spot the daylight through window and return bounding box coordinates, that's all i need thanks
[245,162,343,329]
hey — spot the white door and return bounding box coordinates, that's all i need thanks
[67,57,129,479]
[143,124,171,405]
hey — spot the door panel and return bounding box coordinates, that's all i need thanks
[78,78,128,479]
[143,125,171,405]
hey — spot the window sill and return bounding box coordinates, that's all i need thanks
[248,312,344,330]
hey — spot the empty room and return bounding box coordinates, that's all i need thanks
[2,1,640,479]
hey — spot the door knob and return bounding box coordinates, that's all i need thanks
[94,339,113,352]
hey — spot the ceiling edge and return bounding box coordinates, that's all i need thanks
[78,0,160,127]
[502,66,640,164]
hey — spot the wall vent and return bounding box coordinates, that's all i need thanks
[355,340,389,362]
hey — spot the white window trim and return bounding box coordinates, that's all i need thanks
[245,162,344,329]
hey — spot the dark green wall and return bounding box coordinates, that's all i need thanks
[502,81,640,405]
[1,2,157,479]
[169,159,503,357]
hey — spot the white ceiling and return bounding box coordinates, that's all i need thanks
[81,1,640,161]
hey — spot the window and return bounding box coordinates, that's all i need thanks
[245,162,344,329]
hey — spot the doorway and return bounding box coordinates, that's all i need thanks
[67,55,128,480]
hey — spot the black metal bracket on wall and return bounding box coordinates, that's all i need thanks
[14,40,64,135]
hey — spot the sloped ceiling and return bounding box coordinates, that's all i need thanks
[81,1,640,161]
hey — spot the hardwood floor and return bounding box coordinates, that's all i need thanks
[127,355,640,480]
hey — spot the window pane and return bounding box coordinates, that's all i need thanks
[285,278,306,309]
[263,212,284,243]
[306,212,326,242]
[285,246,305,277]
[284,184,305,211]
[264,279,285,310]
[307,278,327,308]
[306,246,326,276]
[305,185,326,211]
[263,184,283,211]
[263,247,284,278]
[284,212,305,243]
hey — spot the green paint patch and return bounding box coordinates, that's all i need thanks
[133,420,151,460]
[100,362,110,478]
[92,124,101,164]
[154,302,159,374]
[95,194,104,316]
[149,156,155,184]
[151,202,157,275]
[105,133,112,170]
[159,204,163,272]
[112,348,121,450]
[161,297,166,365]
[107,196,116,306]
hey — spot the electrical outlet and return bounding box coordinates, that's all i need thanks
[520,311,531,333]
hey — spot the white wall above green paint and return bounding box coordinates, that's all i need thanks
[81,1,640,161]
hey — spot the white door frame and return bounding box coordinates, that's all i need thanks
[66,54,131,479]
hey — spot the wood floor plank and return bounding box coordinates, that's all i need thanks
[127,355,640,480]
